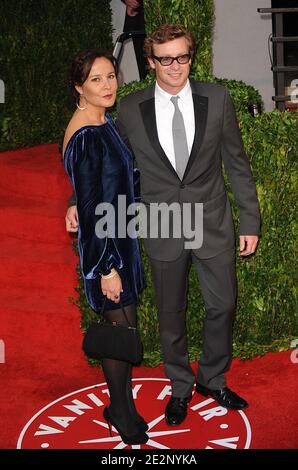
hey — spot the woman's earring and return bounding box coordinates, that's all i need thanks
[76,95,86,110]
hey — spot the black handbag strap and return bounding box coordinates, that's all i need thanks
[100,297,134,327]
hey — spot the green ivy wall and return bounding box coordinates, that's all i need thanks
[0,0,113,150]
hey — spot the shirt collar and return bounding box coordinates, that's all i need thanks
[155,79,191,108]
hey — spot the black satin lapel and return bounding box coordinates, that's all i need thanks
[182,94,208,181]
[139,98,179,179]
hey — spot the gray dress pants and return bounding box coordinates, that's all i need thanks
[149,247,236,397]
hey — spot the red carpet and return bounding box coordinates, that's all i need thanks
[0,144,297,449]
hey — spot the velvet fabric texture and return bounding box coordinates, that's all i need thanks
[64,113,145,312]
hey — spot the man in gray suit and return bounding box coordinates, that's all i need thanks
[66,24,260,426]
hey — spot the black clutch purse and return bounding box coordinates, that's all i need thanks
[82,299,143,364]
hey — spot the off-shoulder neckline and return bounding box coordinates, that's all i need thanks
[63,116,111,158]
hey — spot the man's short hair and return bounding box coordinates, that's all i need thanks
[144,24,195,59]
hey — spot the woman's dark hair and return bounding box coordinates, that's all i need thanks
[69,49,118,99]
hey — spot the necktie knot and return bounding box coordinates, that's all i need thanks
[171,96,179,107]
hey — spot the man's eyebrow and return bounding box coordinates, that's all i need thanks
[159,52,189,56]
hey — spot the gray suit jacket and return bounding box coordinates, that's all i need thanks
[115,79,261,261]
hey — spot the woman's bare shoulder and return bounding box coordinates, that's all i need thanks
[62,115,88,157]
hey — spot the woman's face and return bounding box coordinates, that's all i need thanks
[76,57,117,109]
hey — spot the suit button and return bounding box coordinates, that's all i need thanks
[180,184,185,189]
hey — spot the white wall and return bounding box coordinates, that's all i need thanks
[213,0,274,110]
[111,0,275,110]
[110,0,139,85]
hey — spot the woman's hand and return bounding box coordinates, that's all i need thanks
[66,205,78,232]
[101,271,123,303]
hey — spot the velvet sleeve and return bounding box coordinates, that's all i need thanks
[64,129,123,278]
[133,167,141,202]
[65,167,140,206]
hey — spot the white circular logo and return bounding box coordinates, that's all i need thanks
[18,378,251,449]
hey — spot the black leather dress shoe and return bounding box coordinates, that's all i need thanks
[196,383,248,410]
[165,396,191,426]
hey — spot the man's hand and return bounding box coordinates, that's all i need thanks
[124,0,140,16]
[66,205,78,232]
[239,235,259,256]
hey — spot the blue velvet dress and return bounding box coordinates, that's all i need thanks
[63,113,145,312]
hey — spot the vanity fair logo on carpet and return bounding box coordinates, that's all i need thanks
[17,378,251,449]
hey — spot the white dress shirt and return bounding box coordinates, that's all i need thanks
[154,79,195,171]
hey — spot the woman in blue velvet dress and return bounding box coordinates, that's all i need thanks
[63,49,147,445]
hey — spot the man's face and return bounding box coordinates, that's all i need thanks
[148,37,192,95]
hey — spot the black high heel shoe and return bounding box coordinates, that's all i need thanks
[135,415,149,432]
[103,407,149,445]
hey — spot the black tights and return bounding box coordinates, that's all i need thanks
[102,303,143,435]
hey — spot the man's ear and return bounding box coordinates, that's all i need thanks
[148,57,156,71]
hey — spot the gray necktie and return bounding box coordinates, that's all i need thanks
[171,96,189,180]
